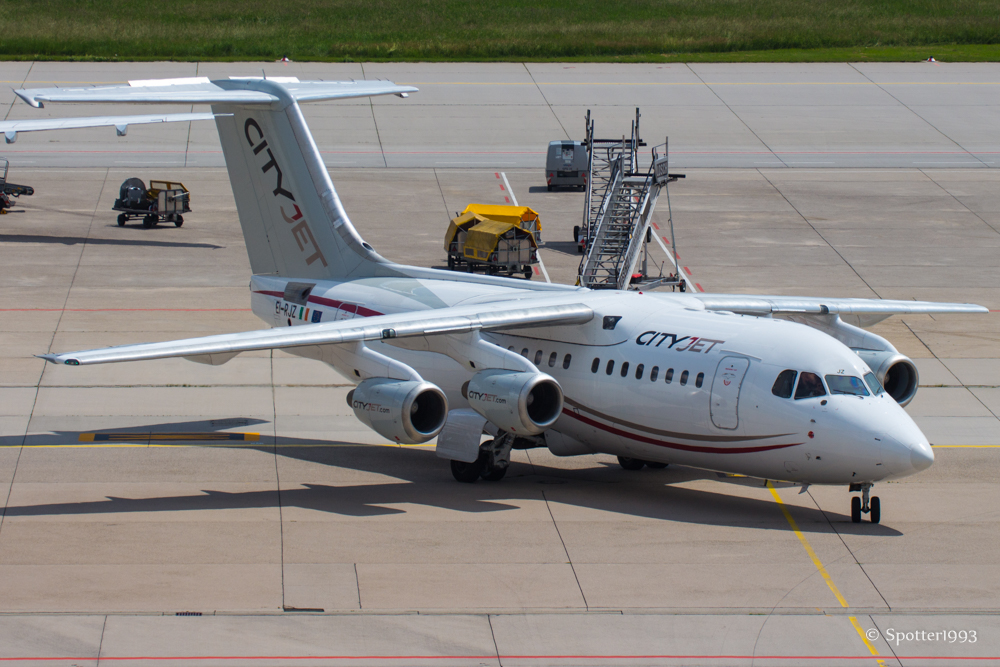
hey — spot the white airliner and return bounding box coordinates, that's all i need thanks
[9,76,987,525]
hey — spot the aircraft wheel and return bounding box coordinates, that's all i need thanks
[617,456,645,471]
[481,465,508,482]
[116,213,127,227]
[870,496,881,524]
[851,496,861,523]
[644,461,668,469]
[174,215,184,227]
[451,456,486,483]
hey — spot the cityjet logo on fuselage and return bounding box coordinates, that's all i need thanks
[244,118,329,268]
[635,331,725,353]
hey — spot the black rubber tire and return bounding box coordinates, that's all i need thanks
[142,214,156,229]
[174,215,184,227]
[644,461,668,469]
[481,465,508,482]
[547,185,553,192]
[851,496,862,523]
[447,256,454,270]
[870,496,881,524]
[617,456,645,471]
[524,268,533,280]
[450,457,486,483]
[573,225,580,242]
[117,213,127,227]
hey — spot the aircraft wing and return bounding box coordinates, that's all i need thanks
[0,112,220,143]
[39,301,593,366]
[15,77,417,108]
[693,294,988,316]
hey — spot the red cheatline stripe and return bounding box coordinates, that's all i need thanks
[0,308,249,312]
[0,655,996,662]
[253,291,384,318]
[564,408,802,455]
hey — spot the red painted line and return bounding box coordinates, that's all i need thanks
[533,266,540,275]
[651,222,659,230]
[494,172,500,178]
[696,283,704,291]
[499,184,506,191]
[3,655,996,662]
[662,236,670,244]
[563,409,802,455]
[0,308,249,312]
[504,196,510,203]
[683,266,691,274]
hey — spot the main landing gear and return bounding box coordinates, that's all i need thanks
[617,456,668,470]
[850,483,880,524]
[451,432,528,483]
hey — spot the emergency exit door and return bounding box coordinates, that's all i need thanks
[710,356,750,430]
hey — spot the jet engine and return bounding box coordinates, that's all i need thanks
[347,378,448,444]
[464,369,563,435]
[855,350,919,407]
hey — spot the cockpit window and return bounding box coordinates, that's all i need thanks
[794,372,827,399]
[771,370,797,398]
[864,372,884,396]
[825,375,870,396]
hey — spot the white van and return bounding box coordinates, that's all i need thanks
[545,140,588,191]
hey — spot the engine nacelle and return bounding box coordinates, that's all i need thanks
[855,350,919,407]
[347,378,448,444]
[464,370,563,435]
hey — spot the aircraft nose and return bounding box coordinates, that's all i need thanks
[910,439,935,472]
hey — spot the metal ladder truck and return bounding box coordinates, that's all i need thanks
[576,109,685,291]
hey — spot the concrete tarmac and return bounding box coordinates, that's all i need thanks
[0,62,998,666]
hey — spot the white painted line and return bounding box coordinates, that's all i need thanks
[650,232,698,293]
[501,171,551,283]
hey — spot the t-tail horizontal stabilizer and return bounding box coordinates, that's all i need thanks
[0,112,221,144]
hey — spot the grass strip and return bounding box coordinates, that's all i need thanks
[1,0,999,62]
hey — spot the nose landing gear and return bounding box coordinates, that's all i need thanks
[850,483,880,524]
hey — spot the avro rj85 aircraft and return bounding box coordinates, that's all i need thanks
[10,77,987,524]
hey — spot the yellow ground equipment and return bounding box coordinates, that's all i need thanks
[444,204,541,279]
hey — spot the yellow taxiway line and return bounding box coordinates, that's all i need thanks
[766,481,886,665]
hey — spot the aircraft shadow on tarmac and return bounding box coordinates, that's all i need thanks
[7,418,903,536]
[0,233,223,250]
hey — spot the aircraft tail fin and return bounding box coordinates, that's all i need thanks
[16,77,417,281]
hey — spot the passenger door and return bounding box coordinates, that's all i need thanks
[710,356,750,430]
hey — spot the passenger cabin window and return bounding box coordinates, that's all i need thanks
[795,372,827,399]
[635,364,644,379]
[508,346,515,352]
[620,361,630,378]
[521,348,529,358]
[665,368,674,384]
[650,366,659,382]
[548,352,557,368]
[680,370,689,386]
[534,350,543,365]
[772,369,797,398]
[864,372,884,396]
[606,360,615,375]
[591,358,600,373]
[563,354,572,370]
[826,375,869,396]
[695,372,704,388]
